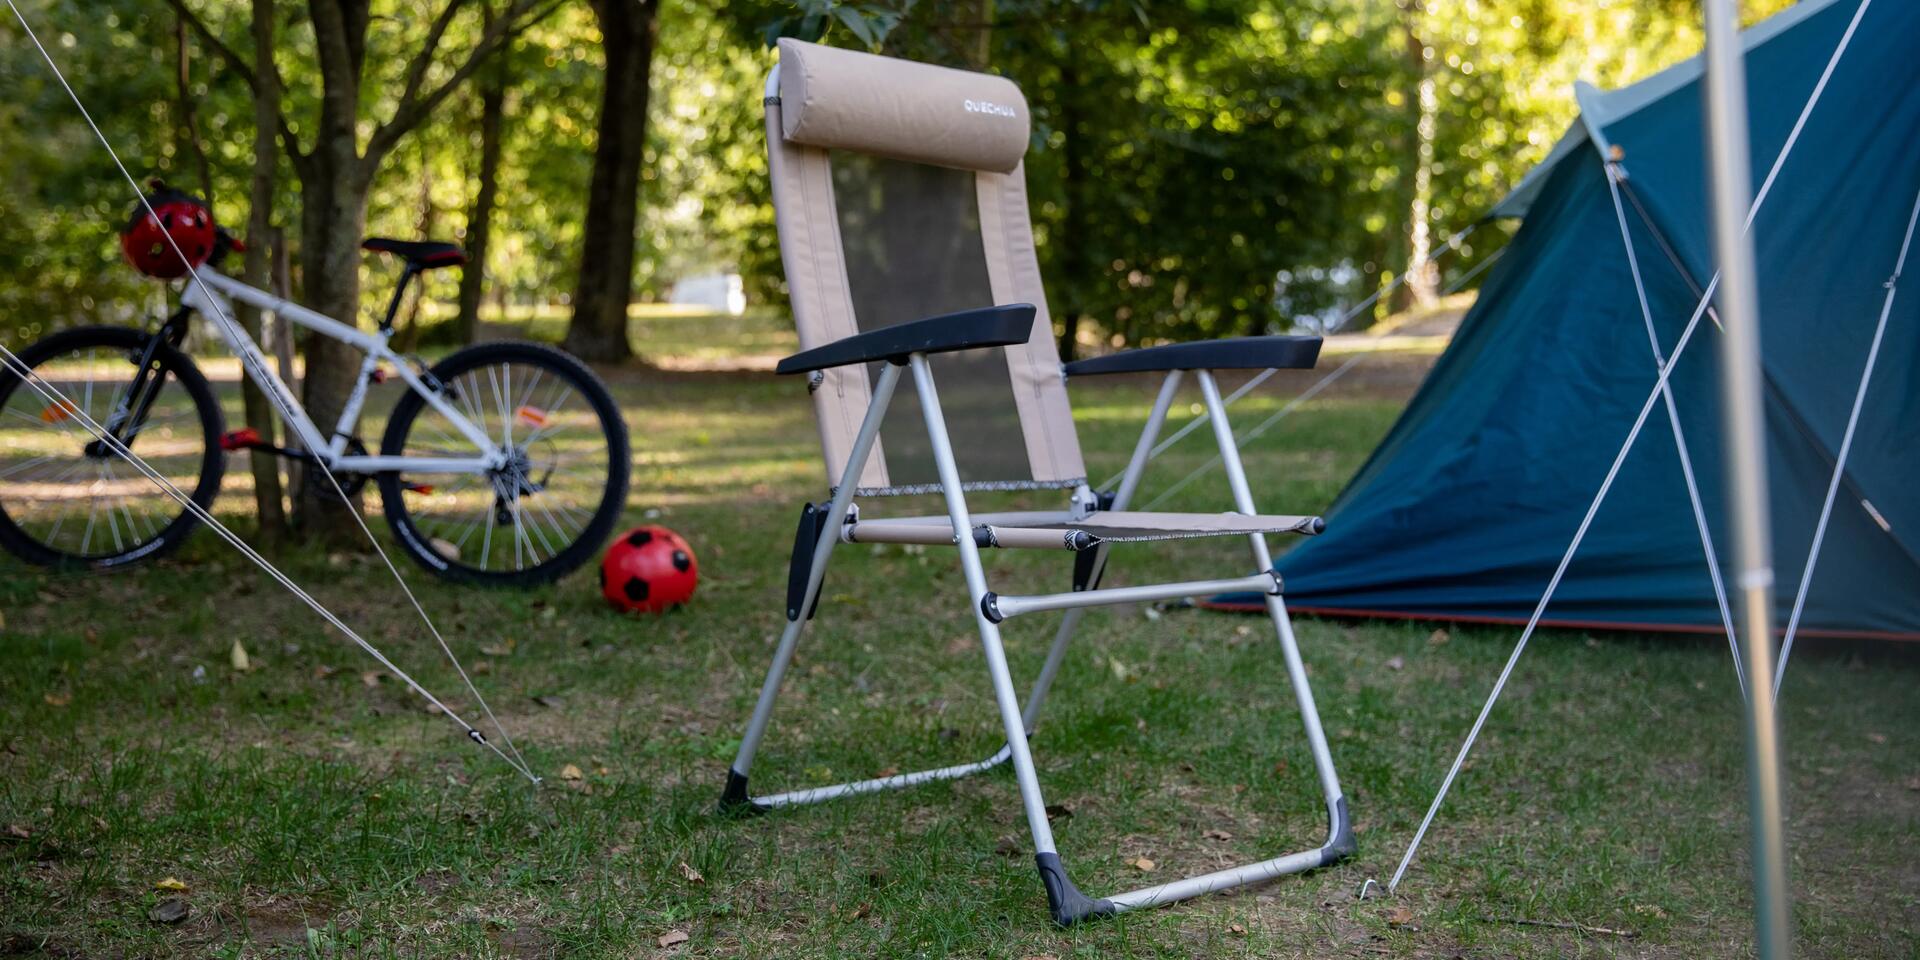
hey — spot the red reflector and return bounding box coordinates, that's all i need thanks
[370,367,388,384]
[220,428,262,451]
[403,483,435,495]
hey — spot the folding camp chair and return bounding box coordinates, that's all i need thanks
[721,39,1353,925]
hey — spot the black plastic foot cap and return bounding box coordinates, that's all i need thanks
[1036,852,1115,926]
[1321,795,1356,863]
[718,768,769,817]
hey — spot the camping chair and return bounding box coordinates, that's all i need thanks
[721,39,1353,925]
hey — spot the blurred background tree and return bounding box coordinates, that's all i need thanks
[0,0,1799,518]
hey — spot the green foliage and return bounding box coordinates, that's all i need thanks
[0,0,1803,349]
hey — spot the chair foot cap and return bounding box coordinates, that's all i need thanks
[718,768,769,817]
[1037,852,1116,926]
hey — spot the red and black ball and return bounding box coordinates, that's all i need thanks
[600,525,698,613]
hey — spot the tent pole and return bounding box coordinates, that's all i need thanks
[1700,0,1791,957]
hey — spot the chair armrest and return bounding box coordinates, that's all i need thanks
[774,303,1038,375]
[1062,335,1322,376]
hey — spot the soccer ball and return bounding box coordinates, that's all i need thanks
[600,525,698,614]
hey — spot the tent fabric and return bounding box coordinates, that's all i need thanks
[1217,0,1920,638]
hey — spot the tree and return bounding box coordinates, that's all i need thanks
[562,0,660,364]
[454,3,510,345]
[234,0,289,541]
[168,0,557,538]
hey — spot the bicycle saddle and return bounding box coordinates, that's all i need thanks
[361,237,468,270]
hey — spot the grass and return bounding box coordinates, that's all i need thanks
[1,314,1916,958]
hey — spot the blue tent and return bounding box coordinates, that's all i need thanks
[1222,0,1920,639]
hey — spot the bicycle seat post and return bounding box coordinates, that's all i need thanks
[379,263,421,335]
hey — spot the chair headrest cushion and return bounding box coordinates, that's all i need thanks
[776,39,1030,174]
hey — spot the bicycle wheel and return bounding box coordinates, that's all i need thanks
[0,326,224,568]
[377,340,630,586]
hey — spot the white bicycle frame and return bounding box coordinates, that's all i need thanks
[180,269,502,476]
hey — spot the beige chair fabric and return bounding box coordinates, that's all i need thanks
[768,39,1084,493]
[777,38,1030,174]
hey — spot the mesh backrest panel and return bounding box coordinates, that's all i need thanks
[831,154,1031,488]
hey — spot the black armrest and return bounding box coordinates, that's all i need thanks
[775,304,1037,375]
[1062,335,1322,376]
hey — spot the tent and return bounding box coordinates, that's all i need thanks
[1219,0,1920,639]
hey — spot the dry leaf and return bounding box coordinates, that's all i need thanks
[1203,829,1234,841]
[154,877,188,892]
[43,692,71,707]
[4,824,29,840]
[873,766,900,778]
[1129,856,1156,872]
[1633,904,1669,919]
[994,836,1022,857]
[1228,923,1247,935]
[360,671,383,687]
[229,640,251,672]
[678,861,704,885]
[1385,656,1405,671]
[1021,955,1061,960]
[1044,803,1073,821]
[1904,775,1920,792]
[479,641,515,658]
[1867,732,1889,744]
[1385,904,1416,928]
[1428,628,1450,646]
[559,763,584,781]
[657,930,690,948]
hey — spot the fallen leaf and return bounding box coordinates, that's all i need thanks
[559,763,584,781]
[657,930,689,948]
[994,836,1022,857]
[1203,829,1234,841]
[313,664,340,679]
[1129,856,1156,872]
[43,692,70,707]
[149,897,190,924]
[1632,904,1669,919]
[1867,732,1889,744]
[1020,955,1061,960]
[1228,922,1247,935]
[873,766,900,778]
[4,824,28,840]
[479,641,515,658]
[1385,904,1416,928]
[360,671,383,687]
[1044,803,1073,821]
[533,695,565,709]
[229,640,251,672]
[472,660,492,675]
[678,861,704,885]
[1428,628,1450,646]
[153,877,188,892]
[1385,656,1405,671]
[1904,776,1920,792]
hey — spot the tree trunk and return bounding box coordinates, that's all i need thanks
[292,153,373,541]
[456,59,508,345]
[236,0,288,543]
[563,0,659,364]
[1392,1,1439,314]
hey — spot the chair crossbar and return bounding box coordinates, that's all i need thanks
[984,571,1280,622]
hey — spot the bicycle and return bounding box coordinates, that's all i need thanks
[0,232,631,585]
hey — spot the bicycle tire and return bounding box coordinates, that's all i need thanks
[0,325,224,569]
[376,340,630,586]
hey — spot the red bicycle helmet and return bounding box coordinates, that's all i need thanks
[120,180,216,280]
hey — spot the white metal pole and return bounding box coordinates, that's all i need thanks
[1701,1,1791,956]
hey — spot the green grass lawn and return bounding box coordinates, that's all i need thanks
[1,326,1915,958]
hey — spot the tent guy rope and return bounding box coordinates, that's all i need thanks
[5,0,538,783]
[1382,0,1873,893]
